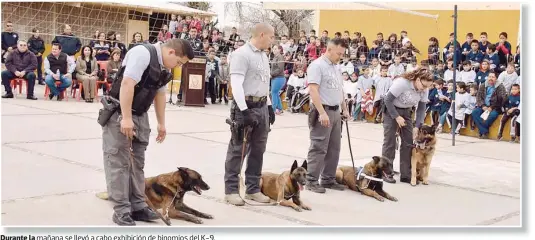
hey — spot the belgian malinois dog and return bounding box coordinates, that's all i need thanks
[259,160,311,212]
[96,167,213,224]
[335,156,398,202]
[411,125,437,186]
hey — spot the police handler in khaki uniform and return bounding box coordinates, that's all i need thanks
[99,39,194,226]
[224,23,276,206]
[305,39,350,193]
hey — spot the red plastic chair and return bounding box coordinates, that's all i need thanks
[44,80,68,101]
[70,79,84,101]
[10,78,26,97]
[96,61,111,101]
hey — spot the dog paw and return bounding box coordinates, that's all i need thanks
[201,214,214,219]
[422,180,429,185]
[410,180,417,186]
[389,197,398,202]
[191,218,204,224]
[301,205,312,211]
[293,207,303,212]
[376,197,385,202]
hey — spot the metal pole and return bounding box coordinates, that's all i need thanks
[451,5,458,146]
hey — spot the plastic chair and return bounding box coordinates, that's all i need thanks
[96,61,111,101]
[10,78,26,97]
[44,80,68,101]
[70,79,84,101]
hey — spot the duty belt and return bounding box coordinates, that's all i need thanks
[245,96,267,108]
[323,104,339,111]
[245,96,267,102]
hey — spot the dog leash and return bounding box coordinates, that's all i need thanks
[127,135,172,226]
[237,126,279,206]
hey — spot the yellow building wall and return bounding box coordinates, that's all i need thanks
[318,10,520,62]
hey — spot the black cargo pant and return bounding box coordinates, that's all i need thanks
[382,106,413,180]
[102,111,151,215]
[224,100,270,195]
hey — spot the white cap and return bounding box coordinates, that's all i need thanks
[402,38,411,46]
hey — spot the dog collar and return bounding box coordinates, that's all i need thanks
[355,166,384,182]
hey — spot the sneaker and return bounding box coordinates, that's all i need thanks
[2,93,14,98]
[320,182,346,191]
[224,194,245,206]
[244,192,270,203]
[48,93,54,100]
[27,95,38,100]
[112,212,135,226]
[305,182,326,193]
[131,207,159,222]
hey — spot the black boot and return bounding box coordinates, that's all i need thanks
[2,93,14,98]
[112,212,135,226]
[131,207,159,222]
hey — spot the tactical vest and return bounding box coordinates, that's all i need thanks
[108,44,172,115]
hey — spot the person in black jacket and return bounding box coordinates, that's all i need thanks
[28,28,46,85]
[52,24,82,61]
[111,33,127,60]
[1,21,19,63]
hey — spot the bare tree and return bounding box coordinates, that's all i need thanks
[186,2,212,12]
[224,2,313,39]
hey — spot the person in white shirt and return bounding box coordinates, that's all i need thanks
[444,59,460,82]
[168,14,178,35]
[497,63,519,93]
[447,82,469,134]
[279,35,291,54]
[286,68,307,101]
[369,57,381,78]
[387,55,405,78]
[373,67,393,123]
[342,71,358,119]
[338,55,354,76]
[459,61,476,84]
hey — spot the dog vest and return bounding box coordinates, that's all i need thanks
[354,166,384,182]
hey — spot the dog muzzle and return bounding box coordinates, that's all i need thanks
[382,171,396,184]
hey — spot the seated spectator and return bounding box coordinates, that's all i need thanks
[315,40,326,59]
[158,25,174,43]
[294,53,307,73]
[75,45,98,103]
[399,38,420,65]
[442,32,461,60]
[428,80,446,127]
[199,29,211,44]
[368,40,380,60]
[27,28,45,85]
[128,32,145,51]
[427,37,440,65]
[107,49,122,82]
[495,32,512,66]
[286,68,307,102]
[349,40,359,61]
[354,53,368,75]
[306,36,318,61]
[483,43,499,72]
[175,25,189,40]
[169,14,178,35]
[497,83,520,141]
[1,40,37,99]
[378,42,394,66]
[338,54,354,76]
[459,61,476,84]
[435,80,453,133]
[475,59,490,87]
[445,45,461,66]
[497,63,519,93]
[387,55,404,79]
[432,60,445,80]
[295,36,308,59]
[466,39,484,68]
[479,32,490,53]
[44,43,74,101]
[513,101,521,143]
[111,34,127,59]
[92,32,111,61]
[356,37,369,58]
[387,33,401,53]
[444,59,460,82]
[369,57,381,78]
[471,71,507,139]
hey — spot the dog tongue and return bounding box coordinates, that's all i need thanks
[298,183,303,191]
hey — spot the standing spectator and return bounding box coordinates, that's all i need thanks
[111,34,127,59]
[92,32,111,61]
[497,84,520,141]
[169,14,178,35]
[44,43,74,101]
[128,32,145,51]
[1,21,19,63]
[471,71,507,139]
[270,45,286,115]
[52,24,82,62]
[496,32,512,66]
[280,35,291,54]
[189,16,202,32]
[479,32,490,53]
[91,30,100,46]
[387,55,405,79]
[1,40,37,100]
[157,25,172,43]
[202,17,218,33]
[227,27,240,50]
[497,63,519,93]
[373,66,393,123]
[204,49,218,104]
[187,28,203,55]
[75,45,98,103]
[446,82,469,134]
[27,28,45,85]
[217,55,229,104]
[428,37,440,66]
[513,100,521,143]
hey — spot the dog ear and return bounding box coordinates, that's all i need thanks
[301,159,308,171]
[372,156,381,164]
[291,160,298,173]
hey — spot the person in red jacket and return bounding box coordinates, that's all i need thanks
[157,25,172,43]
[189,16,202,32]
[306,36,318,60]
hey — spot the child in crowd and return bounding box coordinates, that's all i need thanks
[356,66,374,121]
[496,32,512,66]
[306,36,318,60]
[436,80,454,133]
[283,53,294,79]
[447,82,469,134]
[467,39,484,68]
[433,60,445,80]
[343,71,359,119]
[338,54,355,76]
[349,40,359,62]
[357,37,369,58]
[369,58,381,78]
[355,53,369,75]
[286,69,307,103]
[444,59,460,82]
[475,59,490,87]
[497,63,520,93]
[497,84,520,141]
[378,42,394,66]
[373,67,393,123]
[479,32,490,53]
[205,50,219,104]
[387,55,405,79]
[428,37,440,65]
[484,43,500,72]
[217,55,230,104]
[368,40,380,60]
[295,37,308,58]
[360,89,374,121]
[445,45,462,66]
[461,33,474,62]
[465,84,478,130]
[459,61,476,85]
[428,80,446,127]
[169,14,178,35]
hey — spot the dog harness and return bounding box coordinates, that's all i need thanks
[354,166,384,191]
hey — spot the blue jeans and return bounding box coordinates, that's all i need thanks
[471,107,500,135]
[270,76,285,111]
[439,112,448,126]
[45,74,72,96]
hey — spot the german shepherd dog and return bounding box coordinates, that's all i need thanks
[335,156,398,202]
[411,125,437,186]
[259,160,311,212]
[97,167,212,224]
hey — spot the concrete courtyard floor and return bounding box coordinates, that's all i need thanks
[0,86,521,227]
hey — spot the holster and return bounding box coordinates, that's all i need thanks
[308,106,319,128]
[97,97,119,127]
[230,102,245,145]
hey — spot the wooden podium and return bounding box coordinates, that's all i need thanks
[181,57,207,107]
